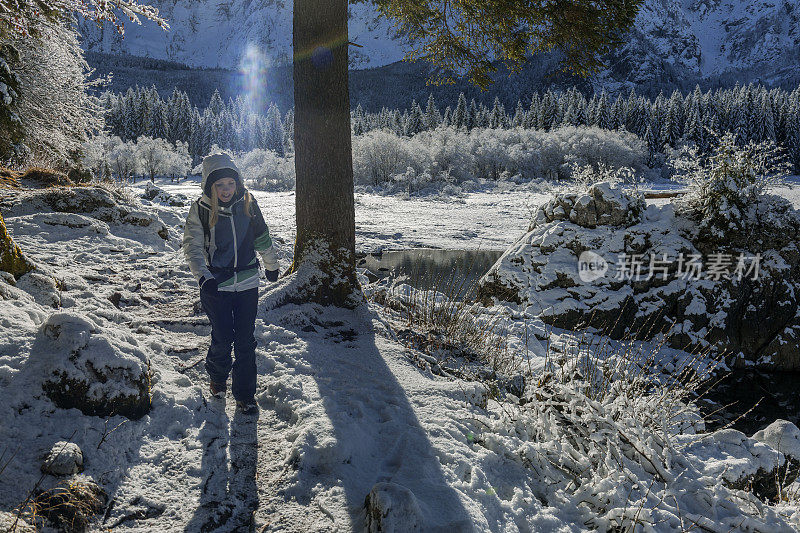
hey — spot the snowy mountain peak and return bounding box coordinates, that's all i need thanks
[79,0,800,88]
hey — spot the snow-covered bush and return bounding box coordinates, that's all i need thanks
[674,132,791,245]
[569,163,641,192]
[238,148,295,191]
[352,126,648,189]
[352,129,426,186]
[496,347,796,530]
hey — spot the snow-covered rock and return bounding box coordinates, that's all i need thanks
[535,181,645,228]
[0,185,169,241]
[15,270,61,308]
[754,420,800,460]
[38,312,151,419]
[41,441,84,476]
[478,182,800,370]
[365,482,423,532]
[142,182,187,207]
[682,427,800,502]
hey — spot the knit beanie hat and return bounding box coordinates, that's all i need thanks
[202,152,241,198]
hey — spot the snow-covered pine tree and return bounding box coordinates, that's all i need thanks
[452,93,467,130]
[594,90,610,129]
[265,103,285,154]
[207,89,224,116]
[283,109,294,153]
[441,106,452,127]
[760,92,776,144]
[511,100,525,128]
[424,94,441,130]
[524,93,540,129]
[489,97,505,129]
[352,104,366,136]
[609,95,624,130]
[407,100,424,135]
[467,99,479,130]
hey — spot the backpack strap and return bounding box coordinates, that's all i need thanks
[196,198,211,250]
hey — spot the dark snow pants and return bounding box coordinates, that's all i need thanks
[200,286,259,402]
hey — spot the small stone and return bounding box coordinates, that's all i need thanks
[0,510,36,532]
[365,482,423,533]
[42,441,83,475]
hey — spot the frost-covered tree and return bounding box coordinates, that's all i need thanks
[163,140,191,181]
[137,135,173,181]
[424,94,441,130]
[109,139,140,182]
[452,93,468,130]
[0,19,102,167]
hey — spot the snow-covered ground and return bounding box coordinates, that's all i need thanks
[146,175,800,254]
[140,177,553,254]
[1,178,800,531]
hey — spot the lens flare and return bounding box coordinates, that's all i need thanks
[239,43,269,115]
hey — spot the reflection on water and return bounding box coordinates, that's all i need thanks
[358,248,503,300]
[701,371,800,435]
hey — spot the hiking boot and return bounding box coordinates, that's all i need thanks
[236,400,258,414]
[210,381,227,397]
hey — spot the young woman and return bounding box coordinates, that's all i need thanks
[182,152,279,414]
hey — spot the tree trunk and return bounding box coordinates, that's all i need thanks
[289,0,361,307]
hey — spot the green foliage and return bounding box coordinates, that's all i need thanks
[375,0,643,89]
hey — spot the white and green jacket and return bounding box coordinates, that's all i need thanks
[182,190,279,293]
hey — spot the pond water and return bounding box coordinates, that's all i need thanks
[702,370,800,435]
[357,248,504,300]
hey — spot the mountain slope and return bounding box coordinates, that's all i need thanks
[78,0,409,70]
[80,0,800,91]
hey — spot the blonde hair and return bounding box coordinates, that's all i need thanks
[209,182,253,228]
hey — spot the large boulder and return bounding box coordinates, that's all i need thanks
[142,182,187,207]
[478,183,800,370]
[681,428,797,502]
[38,312,151,419]
[0,185,169,240]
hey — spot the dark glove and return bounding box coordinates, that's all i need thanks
[264,268,279,282]
[200,276,218,294]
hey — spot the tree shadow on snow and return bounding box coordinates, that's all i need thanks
[266,302,474,532]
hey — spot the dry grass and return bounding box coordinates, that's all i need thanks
[19,167,74,188]
[26,479,107,532]
[0,167,21,189]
